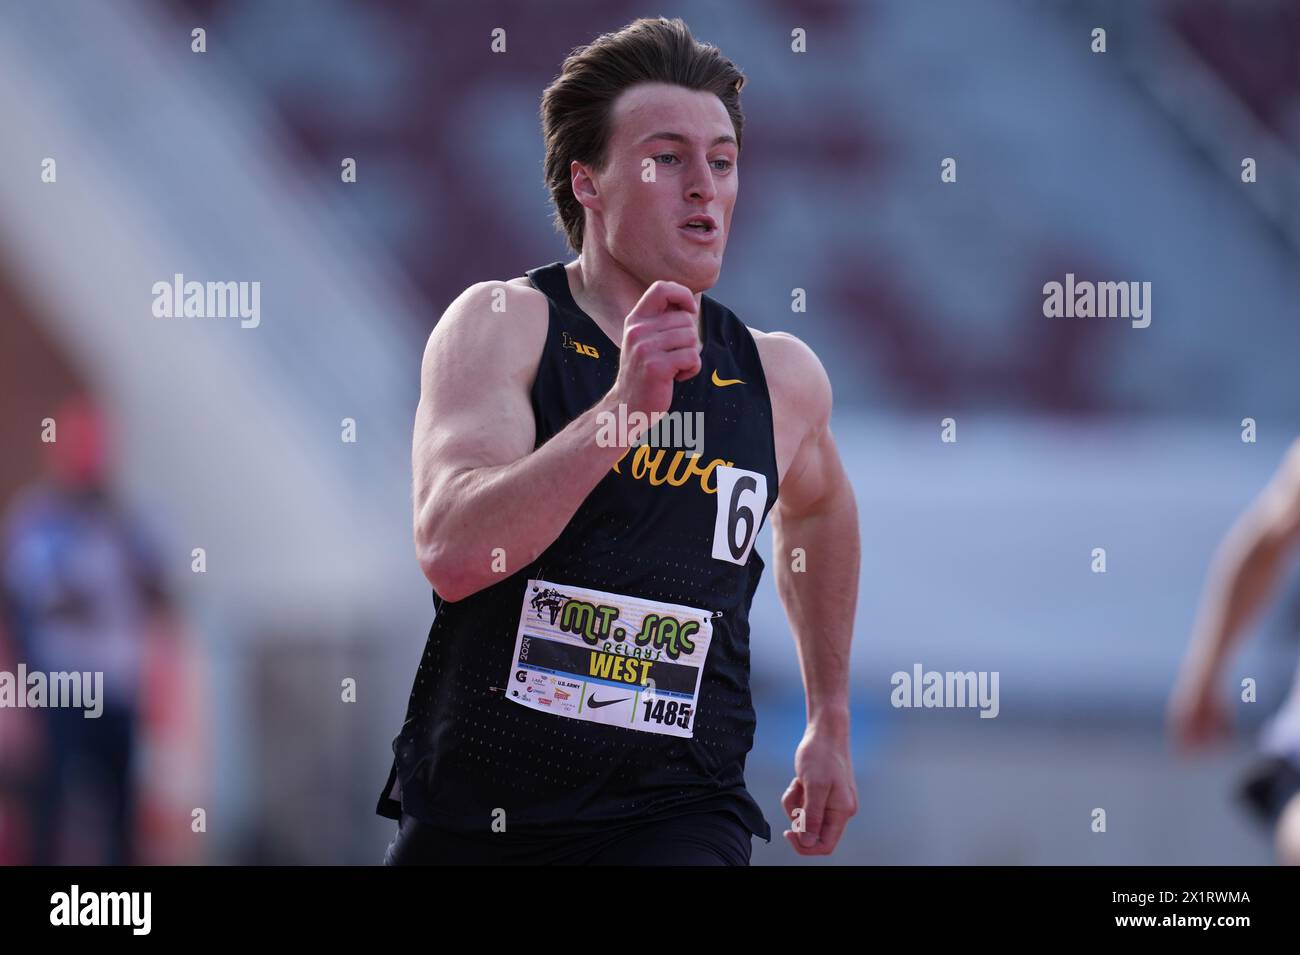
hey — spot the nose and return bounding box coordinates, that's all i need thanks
[683,152,716,204]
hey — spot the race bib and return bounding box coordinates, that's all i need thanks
[504,578,714,738]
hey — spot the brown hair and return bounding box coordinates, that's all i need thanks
[540,17,746,254]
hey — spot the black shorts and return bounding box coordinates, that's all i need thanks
[382,809,754,866]
[1239,754,1300,828]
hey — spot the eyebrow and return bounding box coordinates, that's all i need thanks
[639,131,738,148]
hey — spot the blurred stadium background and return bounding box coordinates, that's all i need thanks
[2,0,1299,864]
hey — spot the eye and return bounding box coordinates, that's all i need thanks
[711,158,734,171]
[654,153,680,165]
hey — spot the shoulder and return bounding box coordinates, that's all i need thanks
[439,276,549,330]
[745,326,832,427]
[421,276,550,371]
[1260,438,1300,545]
[1267,438,1300,497]
[0,484,62,572]
[1270,438,1300,508]
[1282,437,1300,479]
[3,484,59,536]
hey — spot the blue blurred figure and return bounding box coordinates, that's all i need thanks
[0,395,170,865]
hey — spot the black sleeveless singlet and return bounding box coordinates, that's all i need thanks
[377,261,779,842]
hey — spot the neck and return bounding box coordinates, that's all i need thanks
[568,245,705,345]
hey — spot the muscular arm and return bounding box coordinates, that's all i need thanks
[765,333,860,854]
[414,278,702,603]
[413,282,626,602]
[769,335,860,734]
[1179,439,1300,686]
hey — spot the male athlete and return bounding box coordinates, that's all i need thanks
[1169,439,1300,865]
[378,17,860,864]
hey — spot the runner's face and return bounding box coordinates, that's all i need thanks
[588,83,738,291]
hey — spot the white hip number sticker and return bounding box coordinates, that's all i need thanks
[711,465,766,565]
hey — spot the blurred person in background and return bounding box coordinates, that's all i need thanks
[0,616,41,862]
[0,394,174,865]
[1170,439,1300,865]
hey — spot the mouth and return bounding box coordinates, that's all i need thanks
[678,214,719,243]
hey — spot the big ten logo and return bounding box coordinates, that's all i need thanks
[559,328,598,358]
[562,331,600,359]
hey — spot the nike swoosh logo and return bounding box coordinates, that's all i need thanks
[587,694,629,708]
[711,369,744,387]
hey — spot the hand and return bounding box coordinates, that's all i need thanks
[781,724,858,856]
[610,280,702,425]
[1167,666,1233,752]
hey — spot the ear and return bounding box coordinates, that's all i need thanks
[571,159,601,214]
